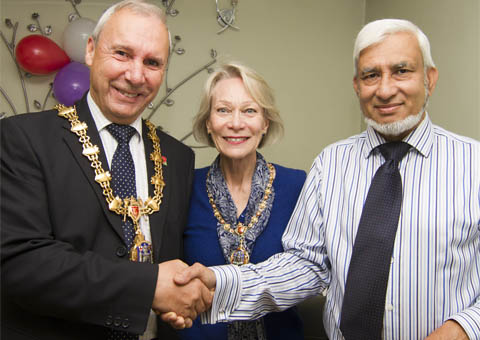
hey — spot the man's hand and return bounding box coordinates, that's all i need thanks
[425,320,469,340]
[160,262,217,329]
[174,262,216,289]
[152,260,213,327]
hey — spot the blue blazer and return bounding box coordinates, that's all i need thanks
[180,163,306,340]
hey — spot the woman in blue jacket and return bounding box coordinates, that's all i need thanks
[181,62,306,340]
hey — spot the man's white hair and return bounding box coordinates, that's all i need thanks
[353,19,435,75]
[92,0,167,42]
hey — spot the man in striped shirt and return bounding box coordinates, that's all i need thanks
[165,19,480,340]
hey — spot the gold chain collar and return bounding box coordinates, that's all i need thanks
[55,104,165,262]
[206,162,275,265]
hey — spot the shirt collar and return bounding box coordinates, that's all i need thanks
[363,113,434,159]
[86,91,143,137]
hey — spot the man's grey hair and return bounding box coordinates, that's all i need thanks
[92,0,167,42]
[353,19,435,75]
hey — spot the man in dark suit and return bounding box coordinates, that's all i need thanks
[0,1,211,339]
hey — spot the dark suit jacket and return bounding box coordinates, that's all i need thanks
[1,97,194,340]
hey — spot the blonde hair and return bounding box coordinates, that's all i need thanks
[193,62,283,148]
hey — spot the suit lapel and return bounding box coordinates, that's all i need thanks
[61,97,125,242]
[142,120,170,262]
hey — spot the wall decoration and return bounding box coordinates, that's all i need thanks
[161,0,179,17]
[65,0,82,21]
[216,0,239,34]
[27,12,52,36]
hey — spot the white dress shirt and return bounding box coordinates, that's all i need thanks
[203,114,480,340]
[87,92,157,340]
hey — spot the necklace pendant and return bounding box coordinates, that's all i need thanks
[236,222,245,235]
[130,233,153,263]
[230,244,250,265]
[126,197,143,223]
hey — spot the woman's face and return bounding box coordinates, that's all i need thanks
[207,77,269,163]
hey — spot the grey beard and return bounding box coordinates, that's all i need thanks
[364,109,424,137]
[365,92,429,138]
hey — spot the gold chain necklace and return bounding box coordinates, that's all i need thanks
[55,104,165,263]
[207,162,275,265]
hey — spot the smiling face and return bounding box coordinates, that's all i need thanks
[353,31,438,140]
[85,8,169,124]
[206,77,269,164]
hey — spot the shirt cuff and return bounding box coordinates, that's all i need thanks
[200,265,241,324]
[450,306,480,340]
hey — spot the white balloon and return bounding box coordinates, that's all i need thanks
[63,18,96,63]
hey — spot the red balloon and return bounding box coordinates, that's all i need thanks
[15,35,70,75]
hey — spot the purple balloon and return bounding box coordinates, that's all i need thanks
[53,61,90,106]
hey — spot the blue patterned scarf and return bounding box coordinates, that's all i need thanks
[206,152,275,339]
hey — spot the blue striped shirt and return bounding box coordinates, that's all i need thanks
[203,115,480,340]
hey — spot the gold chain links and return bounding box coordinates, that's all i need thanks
[55,104,164,220]
[207,163,275,237]
[206,162,275,265]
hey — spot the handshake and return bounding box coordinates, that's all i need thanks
[152,260,215,329]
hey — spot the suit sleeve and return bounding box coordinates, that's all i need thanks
[176,144,195,261]
[0,117,158,334]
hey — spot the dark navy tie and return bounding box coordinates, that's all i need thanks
[107,123,137,249]
[106,124,138,340]
[340,141,411,340]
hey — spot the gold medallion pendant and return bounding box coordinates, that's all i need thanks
[230,244,250,265]
[124,197,153,263]
[56,104,164,263]
[131,233,153,263]
[207,163,275,266]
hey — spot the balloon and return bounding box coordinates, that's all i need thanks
[53,62,90,106]
[15,35,70,75]
[63,18,96,63]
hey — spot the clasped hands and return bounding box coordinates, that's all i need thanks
[153,260,216,329]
